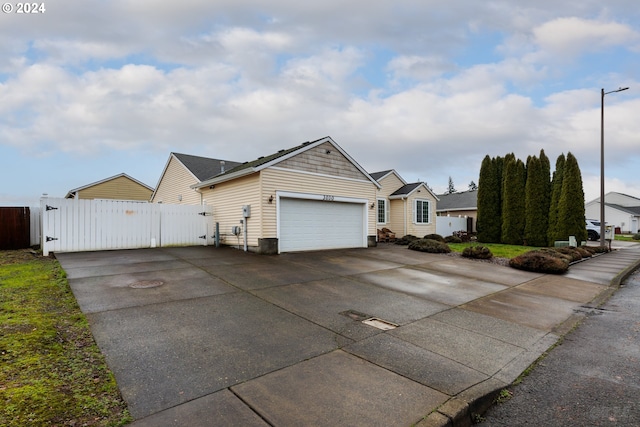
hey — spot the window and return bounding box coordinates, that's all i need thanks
[377,198,388,224]
[415,199,430,224]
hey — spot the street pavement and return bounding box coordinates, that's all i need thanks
[54,241,640,427]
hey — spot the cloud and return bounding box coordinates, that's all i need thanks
[533,17,639,57]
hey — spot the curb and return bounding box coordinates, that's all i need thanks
[419,249,640,427]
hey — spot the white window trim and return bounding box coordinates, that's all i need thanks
[414,199,431,224]
[377,198,388,224]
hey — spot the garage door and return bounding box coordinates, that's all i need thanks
[279,197,366,252]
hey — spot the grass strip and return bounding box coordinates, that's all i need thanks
[0,250,131,427]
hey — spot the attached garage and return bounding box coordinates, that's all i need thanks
[278,193,367,253]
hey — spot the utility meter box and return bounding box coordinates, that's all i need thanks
[231,226,241,236]
[604,225,614,240]
[242,205,251,218]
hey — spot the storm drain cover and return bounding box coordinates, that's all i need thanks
[129,280,164,289]
[362,317,398,330]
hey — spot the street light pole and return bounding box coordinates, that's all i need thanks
[600,86,629,247]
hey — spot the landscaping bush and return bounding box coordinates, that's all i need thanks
[461,245,493,259]
[538,248,572,264]
[395,235,419,245]
[408,238,451,253]
[444,235,463,244]
[423,233,445,243]
[554,246,583,262]
[509,251,569,274]
[633,233,640,240]
[588,245,610,254]
[574,247,593,258]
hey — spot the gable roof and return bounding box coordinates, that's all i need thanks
[436,190,477,211]
[389,182,439,200]
[172,152,242,181]
[369,169,407,185]
[193,136,381,189]
[586,191,640,206]
[65,173,153,198]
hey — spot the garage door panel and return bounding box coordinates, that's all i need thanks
[279,198,365,252]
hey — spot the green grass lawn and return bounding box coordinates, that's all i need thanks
[0,250,131,427]
[615,234,639,241]
[447,242,542,258]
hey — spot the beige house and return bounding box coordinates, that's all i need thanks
[65,173,153,201]
[371,170,439,238]
[192,137,382,254]
[151,153,241,205]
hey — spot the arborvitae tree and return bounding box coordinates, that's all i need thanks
[524,153,551,247]
[548,154,566,244]
[468,181,478,191]
[556,152,587,243]
[501,157,526,245]
[476,155,502,243]
[447,176,456,194]
[539,149,552,227]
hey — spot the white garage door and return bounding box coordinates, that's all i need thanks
[279,197,366,252]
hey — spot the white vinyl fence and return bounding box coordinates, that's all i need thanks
[41,198,214,255]
[436,215,468,237]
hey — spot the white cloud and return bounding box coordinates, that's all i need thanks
[533,17,639,57]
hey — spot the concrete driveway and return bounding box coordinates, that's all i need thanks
[56,244,625,426]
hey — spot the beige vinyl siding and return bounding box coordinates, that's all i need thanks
[389,199,406,236]
[406,191,437,237]
[260,168,377,238]
[151,156,201,205]
[377,173,405,198]
[277,142,366,181]
[200,173,261,247]
[77,176,153,201]
[375,173,405,229]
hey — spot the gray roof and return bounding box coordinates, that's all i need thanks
[606,203,640,216]
[436,190,477,211]
[173,153,242,181]
[369,170,393,181]
[390,183,423,196]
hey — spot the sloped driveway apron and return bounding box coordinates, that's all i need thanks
[56,245,613,426]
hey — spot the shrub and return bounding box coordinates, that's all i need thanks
[423,233,445,243]
[408,238,451,253]
[574,247,592,258]
[395,235,419,245]
[509,251,569,274]
[538,248,572,264]
[554,246,583,262]
[589,245,610,254]
[633,233,640,240]
[444,235,463,244]
[462,245,493,259]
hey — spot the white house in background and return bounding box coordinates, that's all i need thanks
[585,192,640,234]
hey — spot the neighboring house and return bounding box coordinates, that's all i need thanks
[585,192,640,233]
[435,190,477,232]
[65,173,153,201]
[192,136,382,254]
[151,153,242,205]
[371,170,438,238]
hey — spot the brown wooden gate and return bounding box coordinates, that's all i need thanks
[0,207,31,250]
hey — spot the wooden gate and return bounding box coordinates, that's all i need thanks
[41,198,215,256]
[0,207,30,250]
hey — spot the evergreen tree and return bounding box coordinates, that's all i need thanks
[447,176,456,194]
[556,152,587,243]
[476,155,502,243]
[468,180,478,191]
[501,157,526,245]
[548,154,566,244]
[524,153,551,247]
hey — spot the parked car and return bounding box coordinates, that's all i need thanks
[586,219,602,241]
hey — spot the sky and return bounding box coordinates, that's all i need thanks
[1,1,639,206]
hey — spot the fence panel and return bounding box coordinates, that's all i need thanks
[0,207,30,250]
[436,215,468,237]
[41,198,214,255]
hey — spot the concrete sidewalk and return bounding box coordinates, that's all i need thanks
[55,242,640,427]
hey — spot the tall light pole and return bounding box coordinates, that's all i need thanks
[600,86,629,247]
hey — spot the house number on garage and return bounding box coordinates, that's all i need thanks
[323,195,335,201]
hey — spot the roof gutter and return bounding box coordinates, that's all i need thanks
[192,168,257,189]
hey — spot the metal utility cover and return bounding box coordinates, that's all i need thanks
[362,318,398,330]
